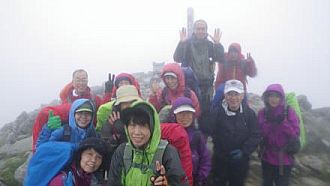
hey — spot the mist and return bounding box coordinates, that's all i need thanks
[1,0,329,126]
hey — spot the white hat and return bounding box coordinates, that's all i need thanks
[224,80,244,94]
[163,72,177,78]
[173,105,196,114]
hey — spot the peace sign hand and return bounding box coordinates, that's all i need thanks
[105,73,115,93]
[150,161,168,186]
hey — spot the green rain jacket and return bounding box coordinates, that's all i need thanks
[96,100,116,132]
[107,101,188,186]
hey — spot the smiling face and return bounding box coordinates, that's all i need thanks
[164,75,178,90]
[75,111,92,128]
[80,148,103,173]
[224,91,244,111]
[267,92,282,108]
[127,122,151,149]
[72,70,88,95]
[193,20,208,39]
[175,111,194,128]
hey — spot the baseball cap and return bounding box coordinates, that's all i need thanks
[173,105,196,114]
[224,80,244,94]
[75,102,93,113]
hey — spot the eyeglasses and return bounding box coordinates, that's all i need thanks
[74,79,88,83]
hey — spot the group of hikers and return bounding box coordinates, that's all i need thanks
[24,19,302,186]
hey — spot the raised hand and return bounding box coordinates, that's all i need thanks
[108,111,120,126]
[150,80,160,96]
[247,53,253,60]
[150,161,168,186]
[209,28,221,44]
[105,73,115,93]
[179,27,188,42]
[47,110,61,130]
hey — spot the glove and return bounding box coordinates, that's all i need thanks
[47,110,61,130]
[230,149,243,160]
[105,73,115,93]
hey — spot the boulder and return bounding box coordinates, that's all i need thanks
[0,179,6,186]
[0,137,32,156]
[298,95,312,111]
[300,155,330,174]
[14,152,32,184]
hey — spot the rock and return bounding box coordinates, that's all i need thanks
[321,139,330,149]
[0,179,6,186]
[0,137,32,155]
[5,132,15,144]
[298,95,312,111]
[312,108,330,121]
[300,155,326,174]
[247,93,264,114]
[17,111,38,136]
[15,112,29,128]
[14,152,32,184]
[298,176,329,186]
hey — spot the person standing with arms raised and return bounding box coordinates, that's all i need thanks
[173,19,225,124]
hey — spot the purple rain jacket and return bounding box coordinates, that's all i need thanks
[258,84,300,165]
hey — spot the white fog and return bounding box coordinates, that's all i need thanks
[0,0,329,126]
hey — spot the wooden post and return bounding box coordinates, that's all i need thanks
[187,7,194,38]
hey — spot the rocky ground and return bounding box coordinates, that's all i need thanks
[0,75,329,186]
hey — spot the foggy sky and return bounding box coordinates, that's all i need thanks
[1,0,329,126]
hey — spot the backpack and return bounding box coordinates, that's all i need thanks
[285,92,306,149]
[160,123,193,186]
[61,123,98,142]
[123,123,193,186]
[24,141,76,186]
[32,103,71,152]
[181,66,201,99]
[260,92,305,155]
[123,139,169,175]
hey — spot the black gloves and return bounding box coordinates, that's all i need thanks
[105,73,115,93]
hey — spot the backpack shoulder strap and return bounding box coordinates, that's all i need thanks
[62,123,71,142]
[183,87,192,99]
[123,143,133,175]
[285,105,289,121]
[90,94,97,109]
[123,140,169,175]
[151,140,169,174]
